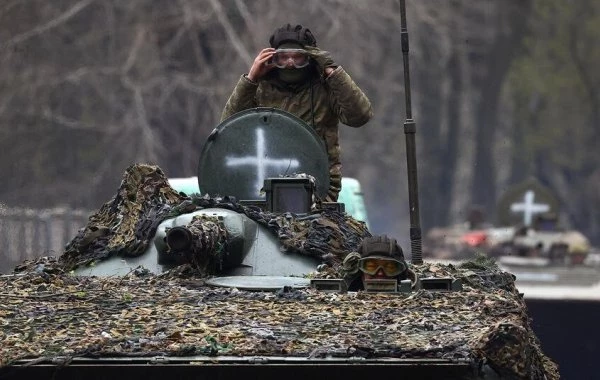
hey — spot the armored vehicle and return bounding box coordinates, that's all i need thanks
[424,178,592,267]
[0,107,557,379]
[0,2,557,378]
[490,178,591,266]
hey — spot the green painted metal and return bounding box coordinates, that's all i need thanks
[497,177,559,227]
[197,107,330,200]
[337,177,370,228]
[168,177,201,196]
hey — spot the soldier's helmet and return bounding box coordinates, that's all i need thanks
[357,235,407,278]
[269,24,317,48]
[359,235,405,261]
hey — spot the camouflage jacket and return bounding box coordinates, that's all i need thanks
[221,66,373,201]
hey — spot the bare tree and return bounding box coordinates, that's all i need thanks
[2,0,596,247]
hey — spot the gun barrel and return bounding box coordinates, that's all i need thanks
[166,226,193,252]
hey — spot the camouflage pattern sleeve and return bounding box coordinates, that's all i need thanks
[326,67,373,127]
[220,75,260,122]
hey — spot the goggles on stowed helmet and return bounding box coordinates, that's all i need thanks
[271,49,310,69]
[358,256,407,277]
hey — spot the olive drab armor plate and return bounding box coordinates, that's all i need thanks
[497,177,560,227]
[198,108,330,200]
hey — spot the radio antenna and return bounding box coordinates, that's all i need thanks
[400,0,423,264]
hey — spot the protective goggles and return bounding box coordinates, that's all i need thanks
[272,49,310,69]
[358,256,406,277]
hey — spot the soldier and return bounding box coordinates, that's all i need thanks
[221,24,373,202]
[342,235,415,291]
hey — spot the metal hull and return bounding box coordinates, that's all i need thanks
[1,357,490,380]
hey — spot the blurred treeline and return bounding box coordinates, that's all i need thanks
[0,0,598,245]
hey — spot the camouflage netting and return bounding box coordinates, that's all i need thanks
[60,164,189,267]
[163,214,229,274]
[58,163,370,272]
[0,260,558,379]
[2,164,558,378]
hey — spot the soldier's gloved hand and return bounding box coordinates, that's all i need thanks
[248,48,276,82]
[304,46,337,76]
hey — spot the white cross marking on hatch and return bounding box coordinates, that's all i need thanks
[226,128,299,196]
[510,190,550,226]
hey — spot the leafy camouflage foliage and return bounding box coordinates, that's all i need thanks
[0,261,557,379]
[58,164,370,272]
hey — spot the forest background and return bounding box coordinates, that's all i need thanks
[1,0,598,255]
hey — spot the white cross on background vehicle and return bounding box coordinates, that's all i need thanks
[225,128,299,197]
[510,190,550,226]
